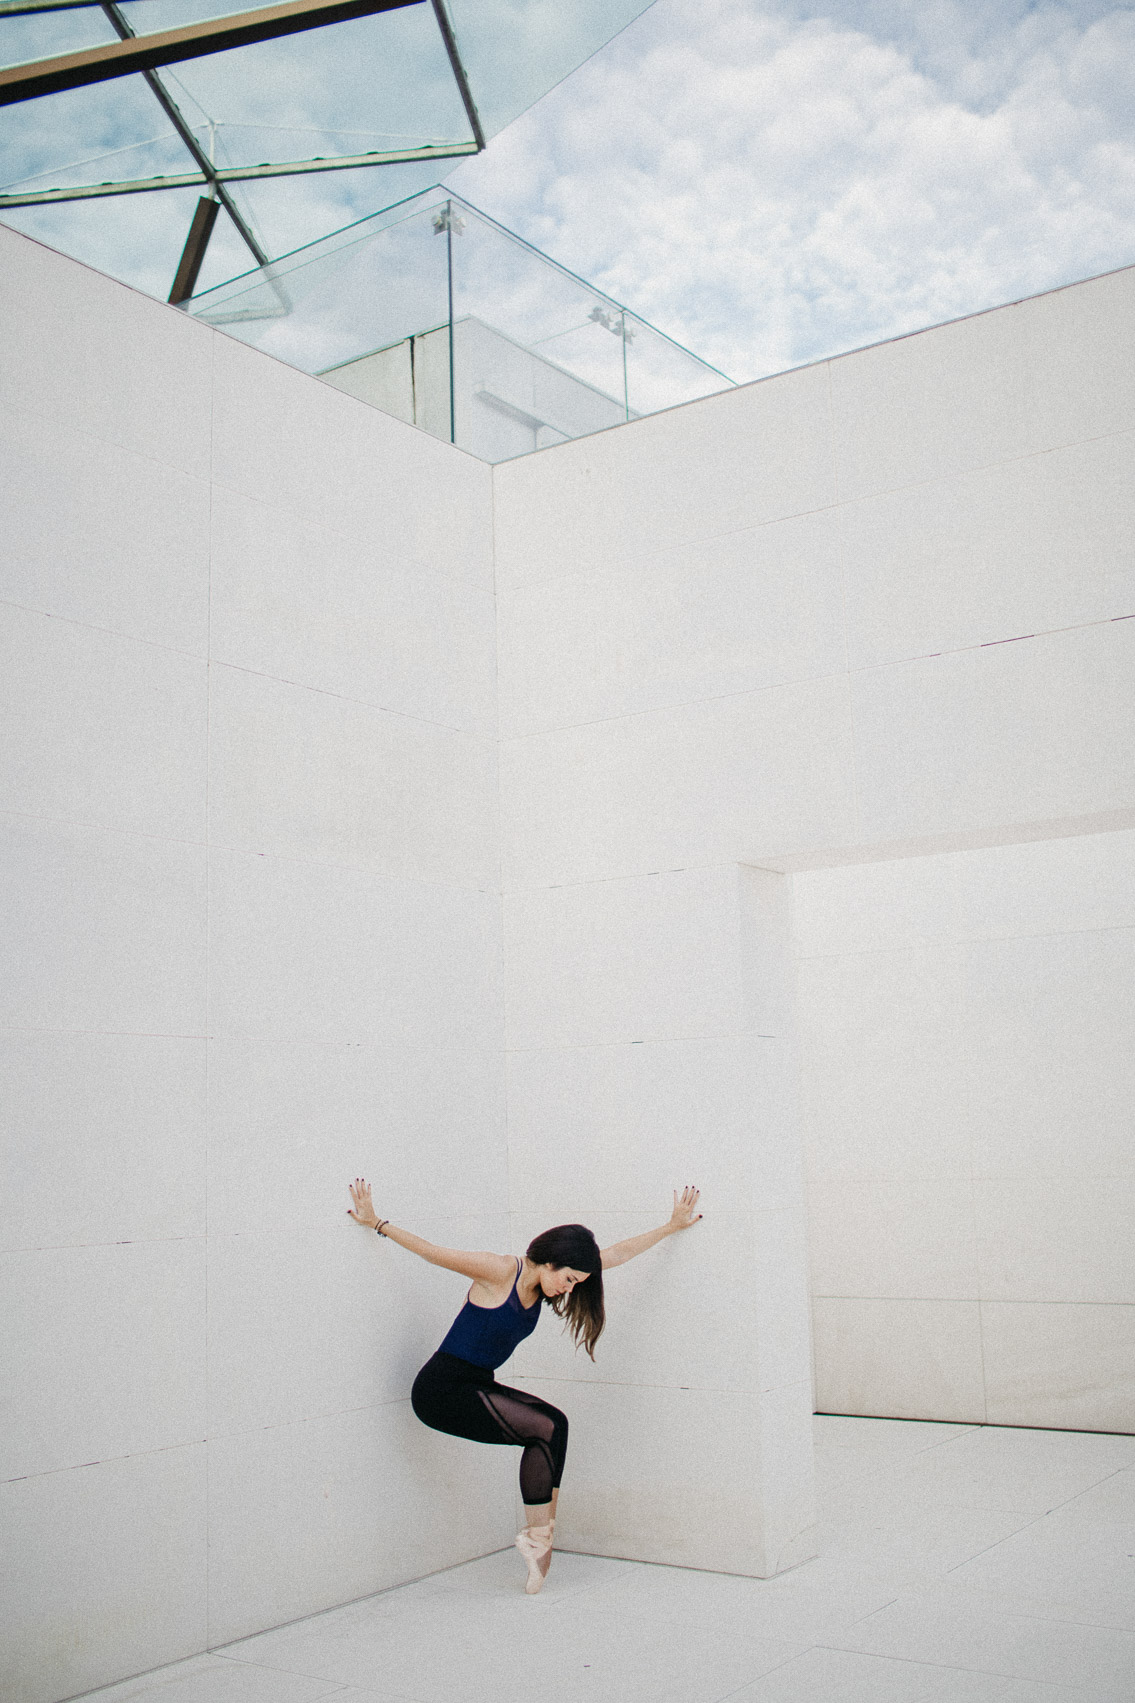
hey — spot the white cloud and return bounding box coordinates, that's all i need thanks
[446,0,1135,378]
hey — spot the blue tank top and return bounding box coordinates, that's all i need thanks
[438,1259,542,1369]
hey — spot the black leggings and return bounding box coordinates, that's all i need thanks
[411,1351,568,1507]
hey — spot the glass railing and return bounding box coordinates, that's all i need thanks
[188,188,735,461]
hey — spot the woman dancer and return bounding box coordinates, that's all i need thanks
[347,1179,702,1593]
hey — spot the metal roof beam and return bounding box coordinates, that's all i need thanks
[0,139,479,204]
[0,0,421,104]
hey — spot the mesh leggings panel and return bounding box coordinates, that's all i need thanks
[476,1386,568,1506]
[410,1355,569,1507]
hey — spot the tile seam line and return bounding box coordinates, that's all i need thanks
[205,839,502,889]
[496,493,847,582]
[939,1507,1075,1579]
[824,1586,1135,1644]
[3,1234,209,1251]
[503,1031,777,1054]
[206,324,215,1658]
[0,805,207,848]
[208,1644,419,1689]
[2,400,216,484]
[849,611,1135,676]
[0,1025,208,1037]
[204,1552,518,1650]
[811,1641,1047,1680]
[495,424,1135,587]
[503,858,784,891]
[498,611,1135,743]
[491,456,520,1239]
[829,352,863,853]
[0,811,505,894]
[202,493,494,583]
[209,657,476,732]
[212,1651,418,1699]
[0,594,210,661]
[0,609,487,735]
[194,1395,431,1444]
[2,1393,441,1487]
[507,1375,807,1393]
[708,1644,824,1702]
[2,1434,207,1485]
[814,1295,1135,1308]
[1035,1462,1135,1517]
[797,917,1135,961]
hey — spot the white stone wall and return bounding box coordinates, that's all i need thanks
[4,217,1134,1703]
[492,371,832,1578]
[0,226,509,1703]
[797,825,1135,1434]
[494,259,1135,1453]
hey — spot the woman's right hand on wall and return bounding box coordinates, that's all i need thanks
[348,1177,380,1229]
[669,1185,702,1231]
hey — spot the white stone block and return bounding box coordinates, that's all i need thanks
[830,265,1135,501]
[0,602,207,841]
[207,848,501,1047]
[811,1298,986,1423]
[208,484,496,730]
[206,1037,506,1236]
[793,832,1135,961]
[210,335,493,582]
[511,1204,762,1396]
[807,1176,979,1302]
[840,431,1135,669]
[0,402,210,653]
[505,1033,800,1218]
[0,1444,207,1703]
[796,948,973,1182]
[503,866,746,1051]
[518,1376,815,1576]
[976,1177,1135,1304]
[0,224,214,478]
[492,358,836,588]
[0,814,206,1036]
[961,927,1135,1180]
[205,1402,514,1646]
[497,505,846,737]
[501,672,857,887]
[0,1033,205,1252]
[852,620,1135,844]
[0,1239,205,1481]
[208,663,498,886]
[207,1212,510,1436]
[981,1302,1135,1432]
[944,828,1135,944]
[793,854,964,960]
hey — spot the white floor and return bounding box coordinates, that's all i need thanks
[73,1417,1135,1703]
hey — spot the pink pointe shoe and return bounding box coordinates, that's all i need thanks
[514,1522,554,1594]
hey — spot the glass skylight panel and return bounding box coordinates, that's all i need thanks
[0,71,190,196]
[1,8,119,70]
[162,4,473,174]
[1,0,659,302]
[189,189,734,460]
[443,0,655,138]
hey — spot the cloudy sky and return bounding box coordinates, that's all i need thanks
[4,0,1134,383]
[444,0,1135,380]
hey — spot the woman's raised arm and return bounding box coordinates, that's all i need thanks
[600,1186,702,1270]
[348,1178,515,1285]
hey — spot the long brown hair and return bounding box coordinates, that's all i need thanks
[526,1223,605,1360]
